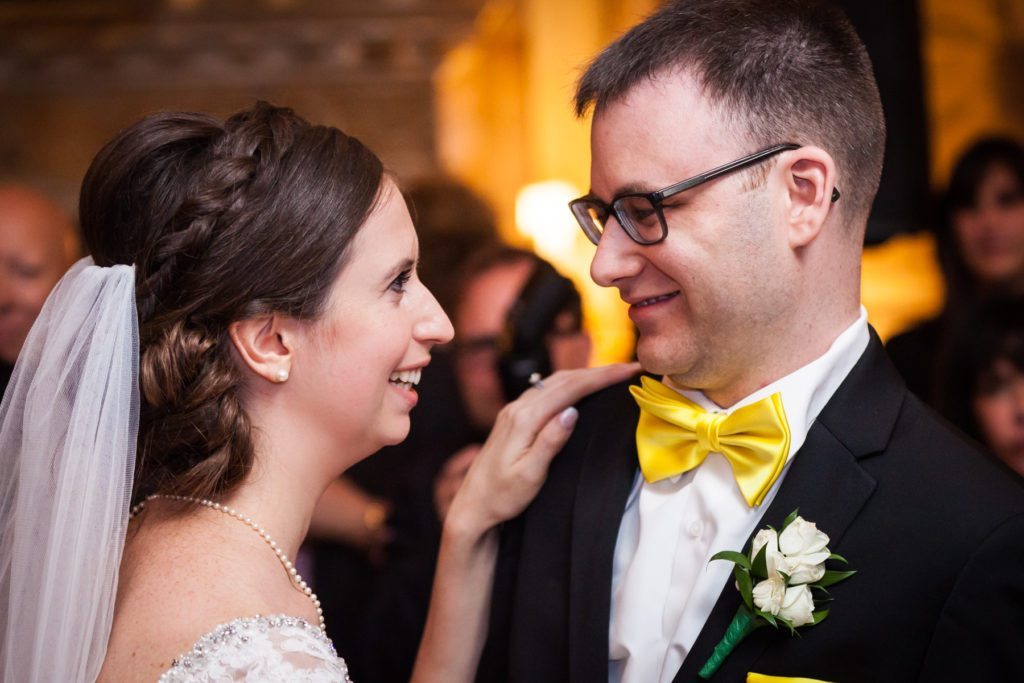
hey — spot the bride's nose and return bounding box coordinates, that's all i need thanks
[414,283,454,347]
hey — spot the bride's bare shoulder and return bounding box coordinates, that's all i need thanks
[99,512,309,681]
[99,524,235,679]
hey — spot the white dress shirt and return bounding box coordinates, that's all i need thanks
[608,309,870,683]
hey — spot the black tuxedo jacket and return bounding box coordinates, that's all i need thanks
[478,335,1024,682]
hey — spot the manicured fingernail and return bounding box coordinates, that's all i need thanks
[559,406,578,428]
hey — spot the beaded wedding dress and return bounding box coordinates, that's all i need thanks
[158,615,352,682]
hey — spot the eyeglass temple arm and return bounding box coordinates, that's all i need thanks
[656,143,841,204]
[654,143,799,200]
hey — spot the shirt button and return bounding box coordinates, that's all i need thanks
[688,520,704,538]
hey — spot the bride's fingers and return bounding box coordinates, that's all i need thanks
[478,362,641,483]
[500,409,579,520]
[452,364,639,532]
[518,406,580,480]
[535,362,640,408]
[494,362,640,443]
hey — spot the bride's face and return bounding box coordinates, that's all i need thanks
[291,180,453,459]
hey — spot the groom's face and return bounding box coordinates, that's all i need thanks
[586,70,795,396]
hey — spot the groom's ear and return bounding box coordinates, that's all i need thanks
[229,313,294,385]
[777,145,838,250]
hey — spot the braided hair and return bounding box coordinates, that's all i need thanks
[79,102,384,503]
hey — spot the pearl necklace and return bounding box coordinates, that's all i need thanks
[130,494,325,632]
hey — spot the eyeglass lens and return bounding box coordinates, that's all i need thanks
[571,196,663,246]
[615,195,663,243]
[571,202,606,244]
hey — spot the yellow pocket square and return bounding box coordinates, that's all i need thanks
[747,674,835,683]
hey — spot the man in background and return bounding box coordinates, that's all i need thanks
[0,185,78,395]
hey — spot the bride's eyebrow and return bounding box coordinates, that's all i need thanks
[382,257,415,283]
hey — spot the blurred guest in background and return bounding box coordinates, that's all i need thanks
[450,245,591,440]
[356,244,591,683]
[945,295,1024,477]
[0,185,78,395]
[888,137,1024,406]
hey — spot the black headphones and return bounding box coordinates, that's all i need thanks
[497,261,580,401]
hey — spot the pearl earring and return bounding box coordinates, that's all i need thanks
[276,369,289,383]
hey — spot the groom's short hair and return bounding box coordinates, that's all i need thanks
[574,0,886,225]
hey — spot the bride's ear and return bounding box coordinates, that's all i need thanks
[229,314,295,384]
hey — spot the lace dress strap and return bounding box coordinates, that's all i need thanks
[158,614,352,682]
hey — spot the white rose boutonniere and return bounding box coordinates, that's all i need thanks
[698,509,855,680]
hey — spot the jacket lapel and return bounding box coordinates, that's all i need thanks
[568,390,640,682]
[673,334,902,681]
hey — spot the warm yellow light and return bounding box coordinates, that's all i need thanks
[861,232,944,341]
[512,179,635,365]
[514,180,582,263]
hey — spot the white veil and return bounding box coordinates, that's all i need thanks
[0,257,139,682]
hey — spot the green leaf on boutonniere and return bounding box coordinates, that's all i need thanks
[711,550,752,570]
[781,508,800,531]
[818,569,857,588]
[810,584,832,596]
[751,542,769,580]
[734,565,754,611]
[827,552,849,563]
[774,615,797,636]
[811,609,830,625]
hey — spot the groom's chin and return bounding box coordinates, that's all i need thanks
[635,344,681,381]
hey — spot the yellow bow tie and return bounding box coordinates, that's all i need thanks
[630,376,791,507]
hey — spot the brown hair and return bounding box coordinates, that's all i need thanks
[79,101,384,504]
[574,0,886,223]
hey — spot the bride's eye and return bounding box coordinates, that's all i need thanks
[388,269,412,294]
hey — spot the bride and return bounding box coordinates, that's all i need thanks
[0,101,636,681]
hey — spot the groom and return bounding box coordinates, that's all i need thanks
[478,1,1024,681]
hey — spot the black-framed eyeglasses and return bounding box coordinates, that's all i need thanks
[569,143,841,246]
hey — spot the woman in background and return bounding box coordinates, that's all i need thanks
[888,136,1024,406]
[946,296,1024,477]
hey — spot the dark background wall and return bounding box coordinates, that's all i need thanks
[839,0,932,244]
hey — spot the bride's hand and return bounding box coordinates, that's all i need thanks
[445,362,640,539]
